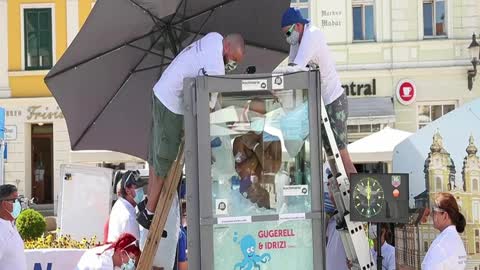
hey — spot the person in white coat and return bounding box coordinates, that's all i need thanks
[368,223,395,270]
[76,233,141,270]
[422,192,467,270]
[107,171,142,242]
[0,184,26,270]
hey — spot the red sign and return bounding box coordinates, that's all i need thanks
[396,80,416,105]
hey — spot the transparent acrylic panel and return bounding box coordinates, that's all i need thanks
[213,220,313,270]
[210,89,312,217]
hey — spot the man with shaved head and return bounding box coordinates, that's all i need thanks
[137,33,246,229]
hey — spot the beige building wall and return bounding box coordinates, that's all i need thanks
[307,0,480,134]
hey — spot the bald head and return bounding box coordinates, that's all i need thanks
[223,33,246,66]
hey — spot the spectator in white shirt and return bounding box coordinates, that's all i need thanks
[107,171,142,242]
[0,184,27,270]
[369,223,396,270]
[422,192,467,270]
[277,8,357,178]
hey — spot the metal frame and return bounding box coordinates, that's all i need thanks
[184,71,325,270]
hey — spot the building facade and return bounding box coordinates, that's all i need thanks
[294,0,480,175]
[0,0,141,213]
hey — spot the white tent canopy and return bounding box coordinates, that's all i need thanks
[348,127,412,163]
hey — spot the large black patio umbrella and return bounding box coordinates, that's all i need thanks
[45,0,290,160]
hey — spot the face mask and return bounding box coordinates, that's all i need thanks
[12,200,21,219]
[121,253,136,270]
[225,60,237,72]
[134,188,144,204]
[250,117,265,134]
[286,30,300,45]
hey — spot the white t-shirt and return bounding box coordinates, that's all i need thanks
[326,217,349,270]
[289,24,344,105]
[153,32,225,115]
[0,218,27,270]
[371,242,396,270]
[75,245,115,270]
[421,225,467,270]
[107,197,140,242]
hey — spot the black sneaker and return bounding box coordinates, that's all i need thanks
[136,208,168,238]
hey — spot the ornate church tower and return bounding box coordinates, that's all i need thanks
[424,131,456,194]
[463,135,480,193]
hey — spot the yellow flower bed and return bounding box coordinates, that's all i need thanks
[24,233,100,249]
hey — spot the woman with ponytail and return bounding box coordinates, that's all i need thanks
[75,233,141,270]
[422,192,467,270]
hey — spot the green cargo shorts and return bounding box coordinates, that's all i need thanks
[148,96,184,178]
[321,92,348,155]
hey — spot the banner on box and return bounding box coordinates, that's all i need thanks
[214,220,313,270]
[25,249,85,270]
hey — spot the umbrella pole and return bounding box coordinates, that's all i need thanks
[137,142,185,270]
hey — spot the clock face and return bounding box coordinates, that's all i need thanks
[352,177,385,218]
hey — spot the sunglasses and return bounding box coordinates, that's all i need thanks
[431,206,446,215]
[285,24,295,37]
[124,239,139,250]
[1,198,19,203]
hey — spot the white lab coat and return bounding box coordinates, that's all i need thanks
[107,197,140,242]
[326,217,349,270]
[371,242,396,270]
[75,245,114,270]
[422,225,467,270]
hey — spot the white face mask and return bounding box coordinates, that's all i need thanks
[120,252,136,270]
[225,59,238,72]
[286,30,300,45]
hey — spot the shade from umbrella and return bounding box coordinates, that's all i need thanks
[45,0,290,160]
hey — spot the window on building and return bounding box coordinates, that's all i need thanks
[24,8,53,70]
[474,201,480,223]
[423,0,446,37]
[352,1,374,41]
[418,102,456,129]
[476,229,479,237]
[291,0,309,19]
[477,241,480,253]
[424,241,429,252]
[347,123,382,134]
[473,178,479,192]
[435,177,442,191]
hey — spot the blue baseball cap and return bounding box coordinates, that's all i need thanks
[281,7,310,28]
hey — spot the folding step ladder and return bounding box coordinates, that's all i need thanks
[320,96,375,270]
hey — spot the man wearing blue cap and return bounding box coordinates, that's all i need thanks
[276,7,357,178]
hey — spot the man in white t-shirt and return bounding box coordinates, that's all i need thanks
[0,184,27,270]
[108,171,142,241]
[137,33,246,229]
[276,8,357,178]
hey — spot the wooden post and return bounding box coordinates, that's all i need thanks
[137,142,185,270]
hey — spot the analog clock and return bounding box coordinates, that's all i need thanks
[352,177,385,218]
